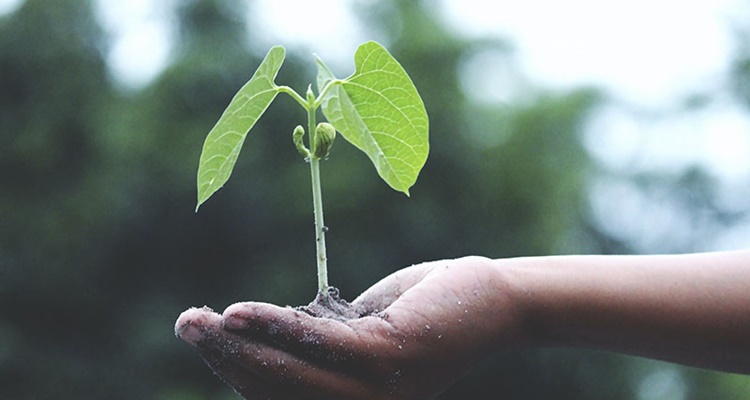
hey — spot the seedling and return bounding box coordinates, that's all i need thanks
[195,41,429,308]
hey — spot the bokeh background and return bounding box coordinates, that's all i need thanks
[2,0,750,398]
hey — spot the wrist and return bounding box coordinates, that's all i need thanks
[470,257,545,351]
[488,256,565,349]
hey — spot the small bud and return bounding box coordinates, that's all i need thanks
[292,125,310,158]
[313,122,336,159]
[306,84,315,104]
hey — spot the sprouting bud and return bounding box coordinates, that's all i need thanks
[292,125,310,158]
[306,84,315,104]
[313,122,336,159]
[312,122,336,158]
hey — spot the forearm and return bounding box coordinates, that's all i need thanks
[499,251,750,373]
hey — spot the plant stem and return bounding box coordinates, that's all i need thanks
[310,156,328,294]
[307,99,329,295]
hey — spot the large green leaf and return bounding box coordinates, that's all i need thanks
[317,41,429,195]
[196,46,285,210]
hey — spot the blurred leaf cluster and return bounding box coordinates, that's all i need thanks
[1,0,748,399]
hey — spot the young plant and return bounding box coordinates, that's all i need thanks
[195,41,429,302]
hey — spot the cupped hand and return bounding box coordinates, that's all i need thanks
[175,256,522,400]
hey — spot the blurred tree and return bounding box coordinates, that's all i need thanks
[0,0,125,397]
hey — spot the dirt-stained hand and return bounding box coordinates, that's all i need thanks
[175,257,522,400]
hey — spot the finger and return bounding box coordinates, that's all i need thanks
[194,335,277,399]
[222,302,403,367]
[222,338,384,400]
[175,306,223,347]
[178,307,381,399]
[176,307,276,398]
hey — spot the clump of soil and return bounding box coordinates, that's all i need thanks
[297,286,369,321]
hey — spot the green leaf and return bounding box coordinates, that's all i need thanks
[317,41,429,195]
[196,46,285,211]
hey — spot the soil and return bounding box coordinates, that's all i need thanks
[297,286,369,321]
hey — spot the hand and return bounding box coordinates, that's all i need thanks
[175,256,521,400]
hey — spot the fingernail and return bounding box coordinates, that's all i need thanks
[176,323,204,345]
[224,315,248,330]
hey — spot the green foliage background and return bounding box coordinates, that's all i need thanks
[1,0,748,399]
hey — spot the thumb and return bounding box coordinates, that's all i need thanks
[351,262,438,314]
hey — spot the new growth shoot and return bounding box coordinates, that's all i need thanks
[195,41,429,296]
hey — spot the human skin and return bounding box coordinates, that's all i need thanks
[175,250,750,399]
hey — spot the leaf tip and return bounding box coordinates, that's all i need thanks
[195,194,208,213]
[396,185,412,197]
